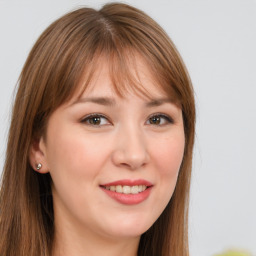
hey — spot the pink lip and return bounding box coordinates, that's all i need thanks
[101,179,153,187]
[100,179,153,205]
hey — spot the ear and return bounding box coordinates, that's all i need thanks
[29,136,49,174]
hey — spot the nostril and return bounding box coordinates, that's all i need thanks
[120,160,147,170]
[111,131,150,170]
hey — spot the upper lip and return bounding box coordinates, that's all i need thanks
[100,179,153,187]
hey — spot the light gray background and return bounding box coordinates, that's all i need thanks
[0,0,255,255]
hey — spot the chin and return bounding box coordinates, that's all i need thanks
[103,215,153,239]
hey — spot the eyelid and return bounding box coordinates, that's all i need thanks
[146,113,174,125]
[80,113,112,126]
[80,112,174,126]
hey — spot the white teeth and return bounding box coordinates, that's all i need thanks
[131,185,138,194]
[123,186,131,194]
[116,185,122,193]
[103,185,148,194]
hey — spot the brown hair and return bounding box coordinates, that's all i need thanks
[0,3,195,256]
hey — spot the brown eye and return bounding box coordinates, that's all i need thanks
[88,116,101,125]
[82,114,110,126]
[149,116,161,125]
[147,114,173,126]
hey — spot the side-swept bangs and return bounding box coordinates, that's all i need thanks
[1,3,195,256]
[21,4,193,139]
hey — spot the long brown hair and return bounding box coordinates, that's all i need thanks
[0,3,195,256]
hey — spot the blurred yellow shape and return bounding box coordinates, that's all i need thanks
[214,250,252,256]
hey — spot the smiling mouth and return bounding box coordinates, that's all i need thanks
[101,185,148,195]
[100,180,153,205]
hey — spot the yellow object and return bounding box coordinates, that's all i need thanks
[214,250,252,256]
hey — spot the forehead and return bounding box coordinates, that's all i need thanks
[72,54,177,104]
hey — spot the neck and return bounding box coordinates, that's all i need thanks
[52,218,140,256]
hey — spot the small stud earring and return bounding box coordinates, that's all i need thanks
[36,163,42,170]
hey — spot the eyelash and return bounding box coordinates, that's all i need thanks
[81,113,111,126]
[81,113,174,127]
[147,113,174,125]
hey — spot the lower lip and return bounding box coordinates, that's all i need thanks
[100,186,152,205]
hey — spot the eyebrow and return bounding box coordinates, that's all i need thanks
[145,98,175,107]
[72,96,174,107]
[72,97,116,106]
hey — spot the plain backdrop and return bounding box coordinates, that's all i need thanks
[0,0,255,255]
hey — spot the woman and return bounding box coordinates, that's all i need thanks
[0,2,195,256]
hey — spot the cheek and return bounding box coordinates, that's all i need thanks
[151,132,185,208]
[144,133,185,226]
[45,128,111,214]
[153,135,185,178]
[46,129,108,179]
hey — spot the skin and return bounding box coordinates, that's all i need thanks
[30,59,185,256]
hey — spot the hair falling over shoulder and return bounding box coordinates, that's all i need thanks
[0,2,195,256]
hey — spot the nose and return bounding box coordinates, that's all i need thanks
[111,126,150,170]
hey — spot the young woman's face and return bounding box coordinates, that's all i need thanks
[38,60,185,241]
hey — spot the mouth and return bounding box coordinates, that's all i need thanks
[100,179,153,205]
[101,185,148,195]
